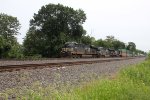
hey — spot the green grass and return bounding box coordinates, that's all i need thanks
[1,60,150,100]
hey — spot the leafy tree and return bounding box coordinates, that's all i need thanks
[105,36,116,43]
[0,13,20,40]
[104,36,125,49]
[24,3,86,57]
[81,35,95,45]
[104,36,116,48]
[127,42,136,51]
[0,13,21,58]
[112,40,125,50]
[94,39,106,47]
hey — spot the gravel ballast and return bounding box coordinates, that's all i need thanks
[0,57,145,92]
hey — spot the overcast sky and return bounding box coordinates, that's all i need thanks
[0,0,150,51]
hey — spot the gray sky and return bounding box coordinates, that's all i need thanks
[0,0,150,51]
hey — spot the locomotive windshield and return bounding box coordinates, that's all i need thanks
[63,42,77,48]
[97,47,104,50]
[65,43,74,47]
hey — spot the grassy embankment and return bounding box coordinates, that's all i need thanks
[1,59,150,100]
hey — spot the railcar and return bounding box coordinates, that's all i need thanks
[97,47,110,57]
[118,49,133,57]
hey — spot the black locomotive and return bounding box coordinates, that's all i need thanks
[61,42,97,58]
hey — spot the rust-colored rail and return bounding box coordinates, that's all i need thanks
[0,58,134,72]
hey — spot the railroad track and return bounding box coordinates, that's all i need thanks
[0,57,135,72]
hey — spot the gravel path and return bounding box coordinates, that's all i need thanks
[0,57,145,92]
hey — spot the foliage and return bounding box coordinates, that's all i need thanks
[93,39,110,48]
[81,35,95,45]
[136,49,146,56]
[120,60,150,86]
[0,13,21,58]
[105,36,116,43]
[112,40,125,50]
[93,36,125,49]
[24,3,86,57]
[0,36,10,58]
[0,36,23,58]
[147,51,150,60]
[0,13,20,40]
[23,27,46,56]
[103,36,115,48]
[8,43,23,58]
[127,42,136,51]
[93,39,104,47]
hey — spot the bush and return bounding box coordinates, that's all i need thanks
[8,44,24,59]
[147,51,150,60]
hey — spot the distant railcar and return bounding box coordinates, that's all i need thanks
[108,49,117,57]
[118,49,133,57]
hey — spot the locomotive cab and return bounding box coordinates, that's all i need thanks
[61,42,77,57]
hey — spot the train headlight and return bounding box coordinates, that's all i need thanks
[70,48,73,51]
[62,47,74,52]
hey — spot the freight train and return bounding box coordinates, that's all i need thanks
[61,42,134,58]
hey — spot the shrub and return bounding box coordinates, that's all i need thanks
[147,51,150,60]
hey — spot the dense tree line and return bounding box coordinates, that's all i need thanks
[0,4,147,59]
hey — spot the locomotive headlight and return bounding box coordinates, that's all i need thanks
[62,48,67,52]
[69,48,74,51]
[62,48,65,51]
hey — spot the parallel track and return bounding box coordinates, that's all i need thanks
[0,58,134,72]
